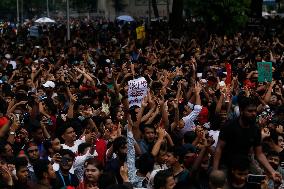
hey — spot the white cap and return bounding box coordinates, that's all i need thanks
[43,81,55,88]
[5,54,11,59]
[106,59,111,63]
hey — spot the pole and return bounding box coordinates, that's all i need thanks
[47,0,49,17]
[67,0,70,41]
[21,0,23,24]
[166,0,169,21]
[17,0,19,23]
[148,0,151,24]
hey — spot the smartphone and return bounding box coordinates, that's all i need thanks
[247,174,266,184]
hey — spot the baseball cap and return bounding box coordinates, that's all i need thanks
[43,81,55,88]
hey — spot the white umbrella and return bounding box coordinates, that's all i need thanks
[117,15,135,22]
[35,17,55,24]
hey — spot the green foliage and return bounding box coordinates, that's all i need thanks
[185,0,252,34]
[0,0,16,10]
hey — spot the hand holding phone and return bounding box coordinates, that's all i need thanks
[247,174,266,184]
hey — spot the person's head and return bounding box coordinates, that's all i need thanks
[270,94,278,106]
[181,145,197,169]
[267,151,280,170]
[230,155,250,185]
[270,131,284,149]
[83,158,103,184]
[142,124,155,143]
[15,157,29,183]
[25,142,39,162]
[78,142,91,156]
[0,141,14,160]
[183,131,197,144]
[165,147,182,168]
[33,159,56,182]
[238,96,257,125]
[61,124,76,144]
[112,136,127,161]
[30,120,44,142]
[98,172,117,189]
[59,149,75,172]
[51,137,62,153]
[136,153,155,175]
[154,169,176,189]
[104,117,113,131]
[130,105,140,122]
[209,170,226,189]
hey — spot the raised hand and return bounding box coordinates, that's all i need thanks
[194,82,202,94]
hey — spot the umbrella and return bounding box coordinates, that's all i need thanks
[35,17,55,24]
[116,15,134,22]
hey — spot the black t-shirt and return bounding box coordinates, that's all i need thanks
[55,171,79,188]
[219,118,261,167]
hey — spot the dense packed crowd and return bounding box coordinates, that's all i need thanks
[0,18,283,189]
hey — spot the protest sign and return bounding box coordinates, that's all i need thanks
[257,62,272,82]
[128,77,148,108]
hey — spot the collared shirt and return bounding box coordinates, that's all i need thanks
[180,105,202,134]
[61,138,85,154]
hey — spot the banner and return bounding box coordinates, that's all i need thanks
[128,77,148,108]
[257,62,272,82]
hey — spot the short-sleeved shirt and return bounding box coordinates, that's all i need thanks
[219,118,261,167]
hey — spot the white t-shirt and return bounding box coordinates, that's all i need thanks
[61,139,85,153]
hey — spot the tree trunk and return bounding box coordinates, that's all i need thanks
[152,0,159,19]
[250,0,262,18]
[170,0,183,36]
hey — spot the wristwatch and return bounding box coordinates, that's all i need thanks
[9,131,15,135]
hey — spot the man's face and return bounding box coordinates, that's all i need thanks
[232,169,248,185]
[144,127,155,143]
[270,95,278,105]
[62,127,76,143]
[47,163,56,179]
[27,146,39,161]
[4,144,14,158]
[165,152,178,167]
[60,154,74,171]
[51,138,61,152]
[33,128,44,142]
[268,155,280,170]
[16,166,29,183]
[241,105,257,125]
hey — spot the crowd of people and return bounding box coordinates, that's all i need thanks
[0,17,283,189]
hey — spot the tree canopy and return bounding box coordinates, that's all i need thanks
[185,0,252,34]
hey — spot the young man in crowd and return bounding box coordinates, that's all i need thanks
[55,149,79,188]
[213,96,282,182]
[33,159,56,189]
